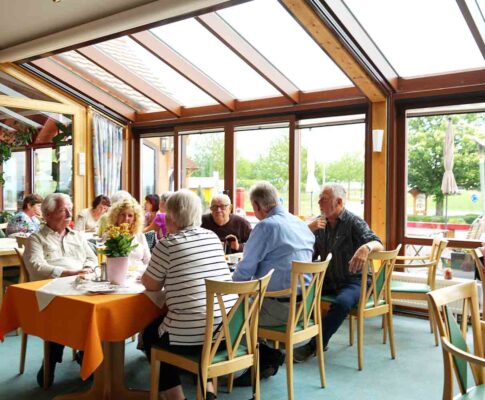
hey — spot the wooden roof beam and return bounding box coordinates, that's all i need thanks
[31,58,136,120]
[77,46,182,117]
[281,0,386,102]
[196,12,300,104]
[130,31,236,111]
[457,0,485,59]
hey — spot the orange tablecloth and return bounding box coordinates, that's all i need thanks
[0,280,162,380]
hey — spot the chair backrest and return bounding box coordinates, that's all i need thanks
[200,270,273,376]
[358,245,401,311]
[428,281,485,399]
[14,247,30,283]
[286,254,332,333]
[427,238,448,288]
[469,248,485,284]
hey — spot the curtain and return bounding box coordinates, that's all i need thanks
[92,112,123,197]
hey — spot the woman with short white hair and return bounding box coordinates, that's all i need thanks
[141,189,236,400]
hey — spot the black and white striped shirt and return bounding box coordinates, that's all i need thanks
[145,226,237,345]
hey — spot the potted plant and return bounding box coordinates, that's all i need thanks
[99,223,138,285]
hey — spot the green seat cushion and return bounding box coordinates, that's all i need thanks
[260,320,315,333]
[161,344,249,364]
[391,280,431,293]
[321,294,338,304]
[461,384,485,399]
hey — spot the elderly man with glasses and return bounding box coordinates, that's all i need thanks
[201,194,252,254]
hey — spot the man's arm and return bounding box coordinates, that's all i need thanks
[232,224,266,282]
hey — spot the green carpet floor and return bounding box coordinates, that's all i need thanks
[0,315,444,399]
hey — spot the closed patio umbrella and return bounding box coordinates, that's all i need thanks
[441,118,458,228]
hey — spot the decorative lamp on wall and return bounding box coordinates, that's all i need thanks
[160,137,172,155]
[372,129,384,152]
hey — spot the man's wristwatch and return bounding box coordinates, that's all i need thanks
[365,244,372,252]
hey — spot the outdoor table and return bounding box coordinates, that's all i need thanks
[0,280,163,399]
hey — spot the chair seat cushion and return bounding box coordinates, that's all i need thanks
[321,294,337,304]
[260,320,315,333]
[391,280,431,293]
[461,384,485,399]
[159,344,249,364]
[323,295,384,309]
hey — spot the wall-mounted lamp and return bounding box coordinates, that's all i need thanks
[160,137,173,155]
[372,129,384,152]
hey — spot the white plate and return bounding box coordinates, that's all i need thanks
[87,287,117,294]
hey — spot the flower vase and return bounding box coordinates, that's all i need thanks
[106,256,129,285]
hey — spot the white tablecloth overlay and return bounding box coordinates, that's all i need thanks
[35,275,165,311]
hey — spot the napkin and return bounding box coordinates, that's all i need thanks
[35,276,79,311]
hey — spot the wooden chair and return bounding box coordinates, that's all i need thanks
[428,281,485,399]
[468,248,485,310]
[258,255,331,400]
[391,237,448,345]
[15,235,29,249]
[149,270,273,400]
[322,246,401,370]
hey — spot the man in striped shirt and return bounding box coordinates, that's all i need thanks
[141,189,237,400]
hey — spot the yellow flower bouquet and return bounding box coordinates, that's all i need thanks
[99,223,138,257]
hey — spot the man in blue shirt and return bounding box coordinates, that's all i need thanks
[232,181,315,385]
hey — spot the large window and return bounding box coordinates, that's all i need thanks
[3,151,26,211]
[33,145,73,197]
[235,123,289,218]
[299,115,366,219]
[141,142,156,199]
[405,104,485,278]
[180,129,225,212]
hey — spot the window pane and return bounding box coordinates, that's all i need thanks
[299,118,366,219]
[56,51,164,112]
[236,123,289,220]
[96,37,216,107]
[3,151,26,212]
[406,108,485,251]
[33,145,73,197]
[152,19,280,100]
[0,71,59,102]
[141,142,156,199]
[180,130,225,212]
[345,0,485,77]
[218,0,352,91]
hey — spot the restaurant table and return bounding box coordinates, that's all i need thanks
[0,238,20,307]
[0,280,163,399]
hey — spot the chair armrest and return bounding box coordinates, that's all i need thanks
[396,255,430,262]
[265,289,292,298]
[395,261,437,269]
[441,337,485,367]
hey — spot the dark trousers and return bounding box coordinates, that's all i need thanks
[321,277,365,347]
[48,341,65,363]
[142,316,204,392]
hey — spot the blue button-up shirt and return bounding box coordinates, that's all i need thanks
[232,206,315,292]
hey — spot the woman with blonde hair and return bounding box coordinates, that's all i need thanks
[106,198,150,272]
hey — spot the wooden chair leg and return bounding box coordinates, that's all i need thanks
[212,377,218,396]
[19,332,28,374]
[383,314,388,344]
[428,299,439,346]
[315,332,326,388]
[349,316,354,346]
[150,357,160,400]
[388,309,396,360]
[226,373,234,393]
[43,341,50,390]
[357,316,364,371]
[286,341,294,400]
[254,346,260,400]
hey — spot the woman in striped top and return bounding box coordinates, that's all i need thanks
[141,189,236,400]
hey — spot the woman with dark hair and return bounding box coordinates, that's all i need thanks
[144,194,159,227]
[74,195,111,233]
[7,194,43,236]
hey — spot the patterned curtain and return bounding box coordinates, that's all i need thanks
[92,112,123,197]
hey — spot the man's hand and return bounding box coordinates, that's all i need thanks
[225,235,240,251]
[308,216,327,232]
[348,244,370,273]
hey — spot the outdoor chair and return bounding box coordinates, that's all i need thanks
[428,281,485,399]
[149,270,273,400]
[322,246,401,370]
[391,237,448,345]
[258,255,331,400]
